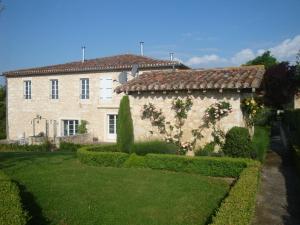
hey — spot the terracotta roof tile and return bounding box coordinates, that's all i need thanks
[115,65,265,93]
[3,54,188,77]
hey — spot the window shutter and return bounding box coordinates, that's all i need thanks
[100,77,112,100]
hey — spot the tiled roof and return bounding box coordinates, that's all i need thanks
[115,65,265,93]
[3,54,188,77]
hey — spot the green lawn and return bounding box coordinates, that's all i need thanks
[0,152,230,225]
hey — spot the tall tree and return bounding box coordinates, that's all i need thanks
[245,51,278,69]
[245,51,296,108]
[117,95,134,153]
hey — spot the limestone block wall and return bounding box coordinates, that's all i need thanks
[6,71,133,141]
[295,93,300,109]
[129,91,251,147]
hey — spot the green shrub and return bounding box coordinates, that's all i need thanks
[223,127,254,158]
[292,145,300,175]
[78,120,88,134]
[283,109,300,146]
[77,147,129,167]
[88,144,119,152]
[0,170,28,225]
[145,154,253,177]
[253,107,274,126]
[59,142,82,152]
[251,126,270,162]
[117,96,134,153]
[210,166,260,225]
[131,140,178,156]
[195,142,215,156]
[123,153,147,168]
[0,143,51,152]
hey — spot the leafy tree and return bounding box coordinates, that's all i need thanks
[245,51,297,108]
[78,120,88,134]
[117,95,134,153]
[245,51,278,69]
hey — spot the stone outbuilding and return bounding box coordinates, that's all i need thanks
[116,65,265,147]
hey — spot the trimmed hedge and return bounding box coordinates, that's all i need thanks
[59,142,82,152]
[145,154,254,177]
[87,144,119,152]
[77,147,129,167]
[223,127,254,158]
[282,109,300,146]
[0,170,27,225]
[78,146,259,177]
[131,141,178,156]
[0,143,50,152]
[251,126,270,162]
[123,153,147,168]
[291,145,300,175]
[210,166,260,225]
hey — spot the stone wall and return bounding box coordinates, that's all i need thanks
[129,90,251,147]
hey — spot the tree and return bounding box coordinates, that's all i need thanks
[262,62,295,108]
[117,95,134,153]
[245,51,278,69]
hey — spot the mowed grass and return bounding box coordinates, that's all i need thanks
[0,152,230,225]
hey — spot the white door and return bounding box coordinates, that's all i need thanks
[107,114,117,140]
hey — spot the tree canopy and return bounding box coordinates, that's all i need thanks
[245,51,278,69]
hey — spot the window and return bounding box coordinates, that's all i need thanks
[50,79,58,99]
[100,77,112,100]
[107,114,117,139]
[80,78,89,99]
[24,80,31,99]
[63,120,79,136]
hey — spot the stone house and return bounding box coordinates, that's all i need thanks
[3,54,188,143]
[116,65,265,146]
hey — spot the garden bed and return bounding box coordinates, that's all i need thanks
[0,152,230,225]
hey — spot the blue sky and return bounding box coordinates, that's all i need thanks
[1,0,300,80]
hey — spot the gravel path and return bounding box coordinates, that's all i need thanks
[253,123,300,225]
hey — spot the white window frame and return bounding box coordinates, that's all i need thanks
[62,120,79,136]
[100,77,113,101]
[80,78,89,99]
[50,79,59,99]
[24,80,31,99]
[107,114,117,140]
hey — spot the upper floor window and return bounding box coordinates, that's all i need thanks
[100,77,112,100]
[24,80,31,99]
[50,79,59,99]
[80,78,89,99]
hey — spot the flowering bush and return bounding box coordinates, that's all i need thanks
[241,97,263,127]
[204,101,232,146]
[205,101,232,125]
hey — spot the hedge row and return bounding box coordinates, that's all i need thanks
[282,109,300,146]
[291,145,300,175]
[0,170,27,225]
[78,147,259,178]
[251,126,271,162]
[77,147,129,167]
[0,143,50,152]
[210,165,260,225]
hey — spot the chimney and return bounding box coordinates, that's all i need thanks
[169,53,174,61]
[140,41,144,56]
[81,46,86,63]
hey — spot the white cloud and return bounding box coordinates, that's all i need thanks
[186,54,227,66]
[269,35,300,60]
[184,34,300,68]
[230,49,256,65]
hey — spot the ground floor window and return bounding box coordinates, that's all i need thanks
[107,114,117,139]
[63,120,79,136]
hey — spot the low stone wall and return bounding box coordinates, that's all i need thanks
[55,133,93,146]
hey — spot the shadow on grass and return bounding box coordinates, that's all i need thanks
[14,181,50,225]
[0,151,76,170]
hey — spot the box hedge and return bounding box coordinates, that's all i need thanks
[0,143,50,152]
[77,147,129,167]
[0,170,28,225]
[145,154,253,177]
[210,165,260,225]
[131,140,178,156]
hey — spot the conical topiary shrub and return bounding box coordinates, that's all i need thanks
[117,95,134,153]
